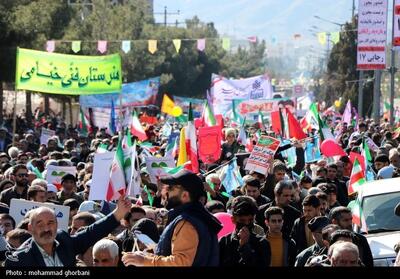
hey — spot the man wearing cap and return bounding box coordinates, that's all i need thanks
[121,169,222,266]
[294,216,330,267]
[57,174,83,205]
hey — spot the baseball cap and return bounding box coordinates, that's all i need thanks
[308,216,330,232]
[78,201,105,220]
[61,173,76,184]
[160,169,204,200]
[47,183,58,193]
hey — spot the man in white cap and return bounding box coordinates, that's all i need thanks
[46,184,58,202]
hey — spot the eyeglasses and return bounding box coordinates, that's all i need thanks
[17,173,28,178]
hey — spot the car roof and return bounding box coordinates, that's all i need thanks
[359,177,400,197]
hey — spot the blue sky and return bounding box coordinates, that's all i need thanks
[153,0,354,47]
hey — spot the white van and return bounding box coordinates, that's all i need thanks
[352,177,400,266]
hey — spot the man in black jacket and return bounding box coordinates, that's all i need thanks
[329,206,374,267]
[219,196,271,266]
[290,194,321,255]
[264,206,296,266]
[257,180,301,236]
[5,195,131,267]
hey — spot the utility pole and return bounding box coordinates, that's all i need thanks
[389,0,397,125]
[352,0,356,19]
[358,71,364,117]
[154,6,180,27]
[326,32,331,70]
[373,70,382,123]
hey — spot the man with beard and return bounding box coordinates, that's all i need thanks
[219,196,271,266]
[4,195,131,267]
[121,170,222,266]
[0,164,29,206]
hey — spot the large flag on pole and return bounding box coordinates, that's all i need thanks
[108,99,117,135]
[177,127,188,166]
[161,94,176,115]
[130,109,147,141]
[106,137,126,201]
[286,108,307,140]
[186,103,199,173]
[79,108,92,137]
[342,100,352,125]
[202,99,216,127]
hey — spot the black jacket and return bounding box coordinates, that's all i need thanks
[294,243,324,267]
[219,230,271,266]
[290,216,309,255]
[353,232,374,267]
[266,232,297,266]
[5,213,120,267]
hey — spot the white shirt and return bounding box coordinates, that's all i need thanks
[34,239,64,267]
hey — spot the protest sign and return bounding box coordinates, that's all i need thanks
[89,151,115,201]
[45,165,77,190]
[40,128,55,145]
[245,136,280,175]
[145,156,175,184]
[210,73,273,115]
[16,48,122,94]
[9,199,69,232]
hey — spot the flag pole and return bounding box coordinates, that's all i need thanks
[12,90,18,146]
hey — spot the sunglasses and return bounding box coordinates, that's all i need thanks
[17,173,28,178]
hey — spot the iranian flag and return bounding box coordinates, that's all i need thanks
[348,157,366,196]
[202,99,216,127]
[231,100,243,127]
[106,138,126,201]
[79,108,92,136]
[360,138,372,172]
[165,136,179,158]
[349,198,368,233]
[130,110,147,141]
[186,103,199,173]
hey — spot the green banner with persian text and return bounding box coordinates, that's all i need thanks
[15,48,122,95]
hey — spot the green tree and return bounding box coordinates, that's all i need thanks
[317,16,374,117]
[0,0,73,125]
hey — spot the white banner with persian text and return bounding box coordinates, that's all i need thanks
[357,0,388,70]
[210,74,273,115]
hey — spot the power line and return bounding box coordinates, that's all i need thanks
[154,6,180,27]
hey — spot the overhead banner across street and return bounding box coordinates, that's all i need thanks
[15,47,122,94]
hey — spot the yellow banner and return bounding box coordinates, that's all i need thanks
[15,48,122,95]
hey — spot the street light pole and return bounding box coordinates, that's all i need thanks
[390,0,397,125]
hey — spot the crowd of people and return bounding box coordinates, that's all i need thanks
[0,111,399,268]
